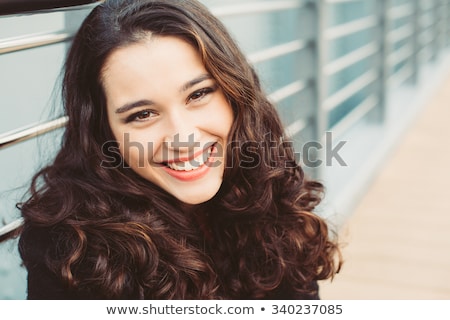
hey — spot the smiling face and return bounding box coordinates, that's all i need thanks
[102,35,234,204]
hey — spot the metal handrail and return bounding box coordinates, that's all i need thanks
[210,0,307,17]
[389,63,413,88]
[285,118,308,137]
[326,0,361,4]
[419,1,435,11]
[389,3,414,20]
[0,30,74,55]
[0,116,68,150]
[0,218,24,237]
[420,13,435,30]
[323,69,378,111]
[324,42,378,75]
[418,46,434,63]
[329,94,378,137]
[388,24,414,44]
[247,39,309,64]
[388,44,414,67]
[325,15,378,40]
[419,32,435,47]
[268,80,308,103]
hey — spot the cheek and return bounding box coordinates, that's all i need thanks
[218,108,234,139]
[113,130,158,166]
[207,99,234,137]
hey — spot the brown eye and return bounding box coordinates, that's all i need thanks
[137,111,151,119]
[125,109,158,123]
[190,92,204,100]
[187,87,214,103]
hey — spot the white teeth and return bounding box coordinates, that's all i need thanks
[166,147,212,171]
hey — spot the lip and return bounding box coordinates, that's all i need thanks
[161,143,217,182]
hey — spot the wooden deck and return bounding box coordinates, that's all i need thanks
[319,73,450,299]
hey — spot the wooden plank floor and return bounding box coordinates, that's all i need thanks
[319,73,450,300]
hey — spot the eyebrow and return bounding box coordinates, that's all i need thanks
[179,73,212,93]
[115,99,154,114]
[115,73,213,114]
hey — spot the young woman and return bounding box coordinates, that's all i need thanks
[12,0,341,299]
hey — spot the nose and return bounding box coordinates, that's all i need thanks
[163,110,201,152]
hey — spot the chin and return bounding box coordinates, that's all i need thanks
[173,185,222,205]
[177,193,218,205]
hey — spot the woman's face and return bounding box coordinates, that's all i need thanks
[103,35,234,204]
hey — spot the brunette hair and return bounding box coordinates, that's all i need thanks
[15,0,341,299]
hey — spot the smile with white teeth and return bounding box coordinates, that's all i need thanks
[166,147,213,171]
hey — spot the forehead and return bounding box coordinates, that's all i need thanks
[101,35,207,90]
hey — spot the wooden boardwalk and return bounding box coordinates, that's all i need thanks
[319,73,450,300]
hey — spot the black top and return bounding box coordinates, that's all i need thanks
[19,226,78,299]
[19,226,320,300]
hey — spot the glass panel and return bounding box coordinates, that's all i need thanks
[0,11,64,38]
[0,44,65,133]
[218,8,308,55]
[276,88,314,129]
[0,10,68,301]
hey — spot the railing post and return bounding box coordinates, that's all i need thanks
[417,0,425,65]
[445,0,450,46]
[445,0,449,48]
[437,0,447,54]
[313,0,328,180]
[410,0,421,84]
[447,0,450,47]
[373,0,390,123]
[432,0,440,61]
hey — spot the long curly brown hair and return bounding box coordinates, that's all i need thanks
[14,0,341,299]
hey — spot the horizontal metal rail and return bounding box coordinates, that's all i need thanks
[210,0,307,17]
[0,218,24,237]
[0,30,74,55]
[420,14,435,30]
[323,69,378,112]
[44,1,101,13]
[388,24,414,44]
[388,63,413,88]
[388,44,414,67]
[330,94,378,137]
[326,0,361,4]
[419,1,435,11]
[418,47,434,63]
[247,39,309,64]
[285,118,308,137]
[325,15,378,40]
[0,116,68,150]
[419,32,435,47]
[324,42,378,75]
[389,3,414,20]
[268,80,309,103]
